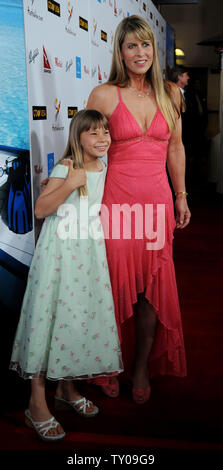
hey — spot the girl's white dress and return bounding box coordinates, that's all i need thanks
[10,161,123,380]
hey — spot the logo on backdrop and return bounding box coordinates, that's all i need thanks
[55,57,63,68]
[114,0,118,16]
[48,0,61,17]
[27,1,43,21]
[109,31,114,54]
[91,18,99,47]
[68,107,78,118]
[65,59,73,72]
[98,65,102,83]
[76,57,81,78]
[52,99,64,131]
[91,66,96,78]
[47,153,55,176]
[143,2,147,11]
[84,64,90,75]
[34,165,43,174]
[79,17,88,32]
[65,2,76,36]
[43,46,51,73]
[55,99,61,121]
[32,106,47,120]
[101,30,107,42]
[29,48,39,64]
[68,1,73,22]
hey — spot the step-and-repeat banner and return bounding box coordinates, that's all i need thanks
[0,0,166,310]
[23,0,166,228]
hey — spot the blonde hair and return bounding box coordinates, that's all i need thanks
[108,15,179,132]
[59,109,109,197]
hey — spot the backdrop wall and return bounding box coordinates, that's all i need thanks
[23,0,166,237]
[0,0,166,311]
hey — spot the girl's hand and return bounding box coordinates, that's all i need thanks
[65,159,86,190]
[175,196,191,229]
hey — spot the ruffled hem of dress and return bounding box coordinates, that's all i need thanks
[106,209,187,377]
[9,361,123,381]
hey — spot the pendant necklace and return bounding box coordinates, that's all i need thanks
[127,84,151,98]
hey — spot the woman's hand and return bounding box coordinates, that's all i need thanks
[65,159,86,190]
[175,196,191,229]
[40,178,49,192]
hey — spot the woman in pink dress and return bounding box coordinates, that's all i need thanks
[87,15,191,403]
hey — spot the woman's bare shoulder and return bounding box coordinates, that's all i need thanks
[87,84,117,114]
[89,83,116,98]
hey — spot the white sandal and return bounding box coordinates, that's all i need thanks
[55,396,99,417]
[25,409,66,442]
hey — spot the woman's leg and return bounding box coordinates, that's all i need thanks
[132,293,158,390]
[29,376,64,436]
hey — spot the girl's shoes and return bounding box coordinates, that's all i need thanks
[54,396,99,417]
[101,377,120,398]
[132,385,151,405]
[25,409,66,442]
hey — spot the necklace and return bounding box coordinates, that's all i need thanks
[127,84,151,98]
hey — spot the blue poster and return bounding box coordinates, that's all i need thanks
[0,1,34,310]
[0,0,29,149]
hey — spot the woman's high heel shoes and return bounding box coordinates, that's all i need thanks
[101,377,120,398]
[132,385,151,405]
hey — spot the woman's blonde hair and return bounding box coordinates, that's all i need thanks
[108,15,179,132]
[59,109,109,197]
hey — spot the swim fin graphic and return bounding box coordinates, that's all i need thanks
[7,158,33,234]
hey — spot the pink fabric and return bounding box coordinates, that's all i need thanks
[101,87,187,378]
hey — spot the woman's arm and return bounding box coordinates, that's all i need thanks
[35,160,86,219]
[167,87,191,229]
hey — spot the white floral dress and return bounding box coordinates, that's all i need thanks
[10,161,123,380]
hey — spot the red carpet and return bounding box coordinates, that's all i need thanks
[1,181,223,466]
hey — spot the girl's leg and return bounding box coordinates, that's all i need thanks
[29,376,64,436]
[132,293,158,390]
[56,380,96,413]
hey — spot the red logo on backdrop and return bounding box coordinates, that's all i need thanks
[55,57,63,68]
[114,0,118,16]
[43,46,51,73]
[98,65,102,83]
[84,64,90,74]
[34,165,43,174]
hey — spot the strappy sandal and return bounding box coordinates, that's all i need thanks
[25,409,66,442]
[101,377,120,398]
[132,385,151,405]
[54,396,99,417]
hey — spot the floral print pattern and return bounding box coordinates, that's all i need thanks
[10,163,123,380]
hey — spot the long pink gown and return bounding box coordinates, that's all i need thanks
[101,86,187,380]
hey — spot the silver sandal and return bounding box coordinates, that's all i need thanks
[55,396,99,417]
[25,409,66,441]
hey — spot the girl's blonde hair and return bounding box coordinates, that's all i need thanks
[59,109,109,197]
[108,15,179,132]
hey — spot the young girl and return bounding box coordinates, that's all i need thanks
[9,109,123,442]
